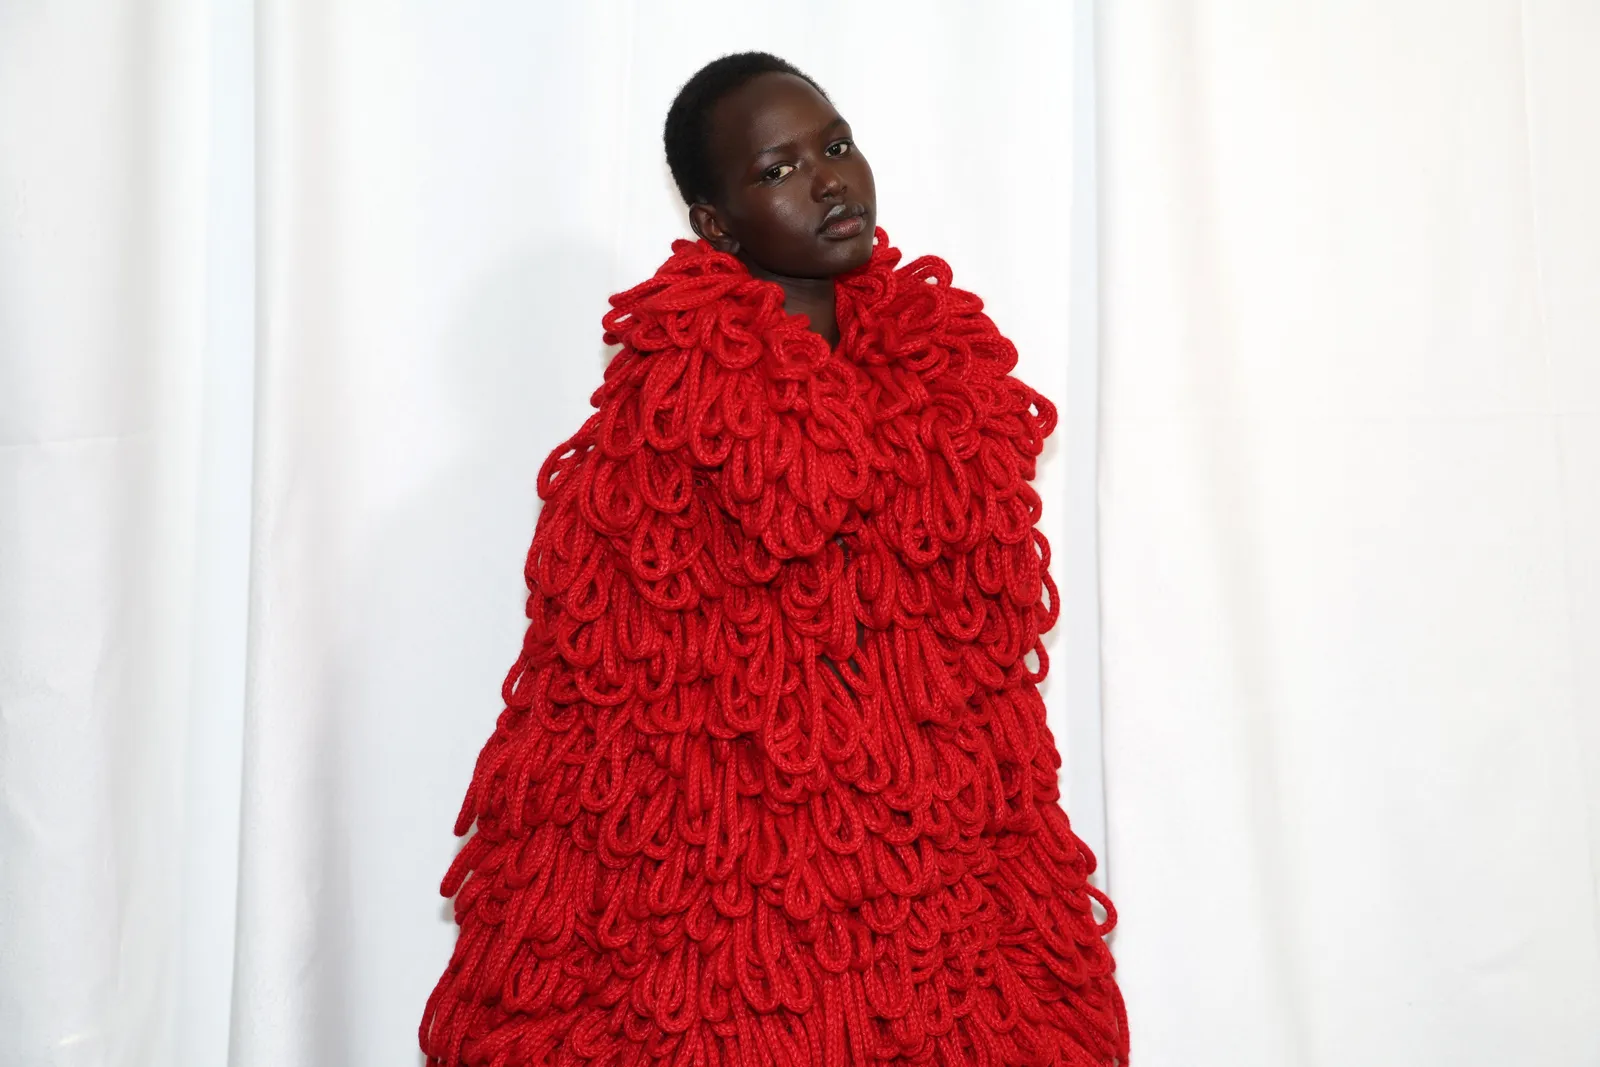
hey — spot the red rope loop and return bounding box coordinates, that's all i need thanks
[422,229,1128,1066]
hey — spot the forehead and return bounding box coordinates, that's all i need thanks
[706,73,841,163]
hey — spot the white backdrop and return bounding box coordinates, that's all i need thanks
[0,3,1100,1066]
[9,2,1600,1066]
[1098,2,1600,1065]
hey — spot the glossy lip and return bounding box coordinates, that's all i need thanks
[820,215,867,240]
[818,202,868,235]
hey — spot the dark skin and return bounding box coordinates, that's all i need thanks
[689,72,877,680]
[688,73,877,348]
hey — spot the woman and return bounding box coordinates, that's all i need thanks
[422,52,1128,1067]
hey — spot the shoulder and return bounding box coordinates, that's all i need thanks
[856,247,1056,456]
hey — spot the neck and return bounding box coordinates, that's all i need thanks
[743,261,839,347]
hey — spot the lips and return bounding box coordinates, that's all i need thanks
[818,202,868,237]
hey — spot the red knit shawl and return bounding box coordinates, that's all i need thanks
[423,229,1128,1067]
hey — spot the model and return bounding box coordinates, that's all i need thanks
[422,52,1127,1067]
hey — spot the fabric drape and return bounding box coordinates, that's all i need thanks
[1097,3,1600,1064]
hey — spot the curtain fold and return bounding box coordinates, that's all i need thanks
[1,3,221,1064]
[1097,2,1600,1064]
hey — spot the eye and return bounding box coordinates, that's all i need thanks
[762,163,795,181]
[826,139,853,157]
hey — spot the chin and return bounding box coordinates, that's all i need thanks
[815,233,875,277]
[754,227,877,279]
[838,238,875,272]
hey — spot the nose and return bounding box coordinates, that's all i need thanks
[813,159,846,201]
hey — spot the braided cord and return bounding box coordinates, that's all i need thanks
[422,231,1128,1067]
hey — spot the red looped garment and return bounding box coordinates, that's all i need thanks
[422,230,1128,1067]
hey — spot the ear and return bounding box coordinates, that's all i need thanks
[689,202,740,255]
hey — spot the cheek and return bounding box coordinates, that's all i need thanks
[846,154,875,196]
[752,189,820,246]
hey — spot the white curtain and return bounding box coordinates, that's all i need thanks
[10,2,1599,1066]
[1097,2,1600,1065]
[0,3,1099,1066]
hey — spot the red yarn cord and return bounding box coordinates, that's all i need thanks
[422,230,1128,1066]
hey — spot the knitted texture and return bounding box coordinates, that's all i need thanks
[422,230,1128,1067]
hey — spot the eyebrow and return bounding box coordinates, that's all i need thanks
[750,116,850,161]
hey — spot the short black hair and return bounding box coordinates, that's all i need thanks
[664,52,827,206]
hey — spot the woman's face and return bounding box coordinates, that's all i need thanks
[690,73,877,279]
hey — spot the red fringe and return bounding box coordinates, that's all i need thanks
[422,230,1128,1066]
